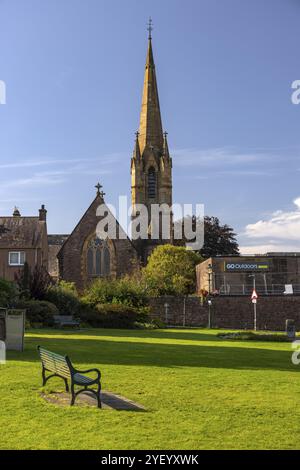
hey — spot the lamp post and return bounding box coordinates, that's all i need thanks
[207,299,212,329]
[249,273,256,292]
[249,273,257,331]
[164,303,169,325]
[208,263,213,294]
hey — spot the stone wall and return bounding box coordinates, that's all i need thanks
[149,295,300,331]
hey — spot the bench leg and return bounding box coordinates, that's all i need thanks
[97,382,102,409]
[64,378,69,393]
[69,385,101,408]
[70,383,76,406]
[42,368,46,386]
[42,368,69,392]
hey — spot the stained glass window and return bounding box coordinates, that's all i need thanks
[148,167,156,199]
[86,238,110,277]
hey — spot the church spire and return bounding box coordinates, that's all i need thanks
[163,131,170,159]
[132,131,141,160]
[131,21,173,262]
[138,20,164,153]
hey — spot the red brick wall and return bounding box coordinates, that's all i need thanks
[149,295,300,331]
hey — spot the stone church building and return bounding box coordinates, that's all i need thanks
[50,27,174,289]
[56,187,137,290]
[0,27,173,290]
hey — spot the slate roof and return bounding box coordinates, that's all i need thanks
[0,216,46,249]
[48,234,69,246]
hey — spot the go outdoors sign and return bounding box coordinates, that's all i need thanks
[224,261,270,272]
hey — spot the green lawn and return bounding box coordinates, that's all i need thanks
[0,328,299,450]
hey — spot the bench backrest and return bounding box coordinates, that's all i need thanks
[38,346,71,378]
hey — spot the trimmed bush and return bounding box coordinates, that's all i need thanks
[16,300,58,326]
[79,303,149,328]
[83,277,148,309]
[217,331,290,342]
[45,284,81,317]
[14,263,52,300]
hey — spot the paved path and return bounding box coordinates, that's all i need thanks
[41,390,146,411]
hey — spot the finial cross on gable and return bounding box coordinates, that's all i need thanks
[95,182,102,194]
[95,182,105,198]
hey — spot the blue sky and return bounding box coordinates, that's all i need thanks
[0,0,300,253]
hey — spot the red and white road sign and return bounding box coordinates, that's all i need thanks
[251,289,258,301]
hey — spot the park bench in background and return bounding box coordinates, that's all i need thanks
[53,315,80,328]
[37,346,102,408]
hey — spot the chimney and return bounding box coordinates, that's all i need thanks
[39,204,47,221]
[13,206,21,217]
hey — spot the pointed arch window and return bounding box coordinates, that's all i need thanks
[103,247,110,276]
[87,238,110,277]
[148,167,156,199]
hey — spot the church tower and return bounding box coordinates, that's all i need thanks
[131,20,173,262]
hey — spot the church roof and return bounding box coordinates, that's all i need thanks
[57,188,137,257]
[48,234,69,246]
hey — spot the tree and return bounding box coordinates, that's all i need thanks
[0,278,18,307]
[143,244,202,296]
[174,215,239,258]
[14,263,52,300]
[201,216,239,257]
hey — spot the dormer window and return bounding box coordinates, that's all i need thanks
[148,167,156,199]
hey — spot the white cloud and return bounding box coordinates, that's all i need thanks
[173,147,270,168]
[0,158,87,170]
[240,197,300,253]
[239,244,300,255]
[0,174,66,188]
[0,153,123,170]
[244,198,300,240]
[0,153,123,194]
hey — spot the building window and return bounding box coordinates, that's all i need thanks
[87,238,110,277]
[103,247,110,276]
[8,251,25,266]
[148,167,156,199]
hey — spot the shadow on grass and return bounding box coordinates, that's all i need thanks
[25,328,232,343]
[7,330,297,373]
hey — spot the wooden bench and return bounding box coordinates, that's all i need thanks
[37,346,102,408]
[53,315,80,328]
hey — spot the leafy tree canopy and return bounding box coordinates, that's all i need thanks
[174,215,239,258]
[201,216,239,257]
[143,244,202,296]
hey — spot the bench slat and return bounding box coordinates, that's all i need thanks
[38,348,71,378]
[73,373,95,385]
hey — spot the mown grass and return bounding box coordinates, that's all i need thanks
[0,328,299,450]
